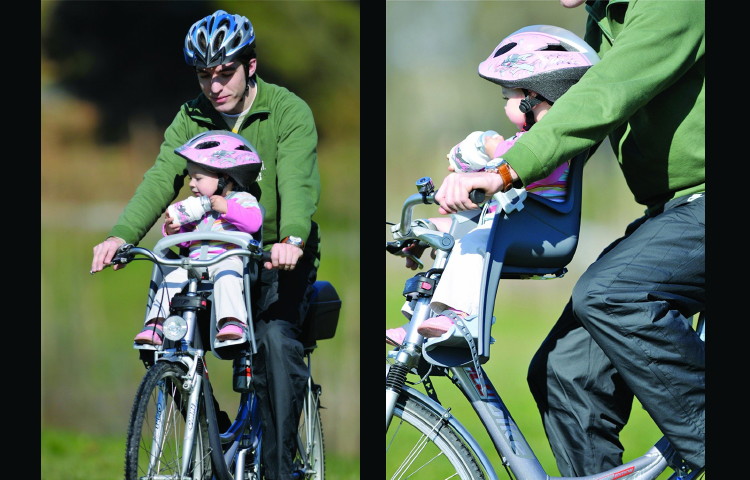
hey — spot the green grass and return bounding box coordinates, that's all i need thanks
[41,428,359,480]
[42,429,126,480]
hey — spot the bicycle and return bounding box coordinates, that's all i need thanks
[105,230,340,480]
[384,150,705,480]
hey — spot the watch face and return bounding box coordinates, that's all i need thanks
[285,236,304,247]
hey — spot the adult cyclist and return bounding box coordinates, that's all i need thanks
[90,10,321,479]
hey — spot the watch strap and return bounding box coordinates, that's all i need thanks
[486,162,514,192]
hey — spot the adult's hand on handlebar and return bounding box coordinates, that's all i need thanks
[91,236,126,273]
[435,171,503,215]
[264,243,303,271]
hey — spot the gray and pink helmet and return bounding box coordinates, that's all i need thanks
[478,25,599,127]
[175,130,263,189]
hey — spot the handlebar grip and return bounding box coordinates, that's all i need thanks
[469,189,486,204]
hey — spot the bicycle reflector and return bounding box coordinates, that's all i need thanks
[163,315,188,341]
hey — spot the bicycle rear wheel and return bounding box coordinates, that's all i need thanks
[387,390,488,480]
[125,361,212,480]
[294,378,326,479]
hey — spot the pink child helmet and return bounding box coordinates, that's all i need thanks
[175,130,263,189]
[478,25,599,127]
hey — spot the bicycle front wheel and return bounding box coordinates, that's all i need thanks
[387,389,488,480]
[294,378,326,479]
[125,361,212,480]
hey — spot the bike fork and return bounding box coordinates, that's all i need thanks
[148,390,168,473]
[386,297,434,430]
[181,374,204,477]
[386,353,413,430]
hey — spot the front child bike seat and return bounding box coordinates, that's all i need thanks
[422,148,590,368]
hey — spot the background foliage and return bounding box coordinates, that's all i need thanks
[41,1,360,478]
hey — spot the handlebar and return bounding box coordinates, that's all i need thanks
[387,176,487,260]
[396,188,485,238]
[106,231,271,271]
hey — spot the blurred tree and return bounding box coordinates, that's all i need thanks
[218,0,361,143]
[42,0,360,145]
[42,1,212,143]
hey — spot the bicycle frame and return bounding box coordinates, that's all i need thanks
[385,179,705,480]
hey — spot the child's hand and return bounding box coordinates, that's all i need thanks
[209,195,228,214]
[481,131,504,158]
[164,212,180,235]
[402,242,429,270]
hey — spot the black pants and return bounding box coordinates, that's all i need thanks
[527,193,705,476]
[251,254,318,480]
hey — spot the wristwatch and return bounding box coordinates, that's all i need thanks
[484,159,520,193]
[281,236,305,249]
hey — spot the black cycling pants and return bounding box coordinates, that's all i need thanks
[252,255,318,480]
[527,193,705,476]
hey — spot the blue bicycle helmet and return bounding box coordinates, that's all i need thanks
[184,10,256,68]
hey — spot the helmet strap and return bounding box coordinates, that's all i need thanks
[216,176,228,195]
[519,90,548,131]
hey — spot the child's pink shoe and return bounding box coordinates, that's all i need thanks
[385,326,407,346]
[417,309,467,338]
[216,320,247,342]
[134,321,164,346]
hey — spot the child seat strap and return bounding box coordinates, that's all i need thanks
[196,213,220,260]
[452,315,487,398]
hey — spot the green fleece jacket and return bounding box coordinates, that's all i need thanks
[502,0,705,211]
[109,75,321,254]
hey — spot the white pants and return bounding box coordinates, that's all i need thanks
[146,256,247,324]
[429,219,493,317]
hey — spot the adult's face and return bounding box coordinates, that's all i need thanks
[560,0,586,8]
[196,59,257,115]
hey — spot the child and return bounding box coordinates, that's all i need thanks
[386,25,599,345]
[134,130,264,346]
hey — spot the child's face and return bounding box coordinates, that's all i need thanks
[502,88,528,130]
[187,164,220,196]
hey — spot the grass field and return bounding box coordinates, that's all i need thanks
[41,428,360,480]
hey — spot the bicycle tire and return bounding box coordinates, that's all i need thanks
[386,390,487,480]
[125,361,212,480]
[294,379,326,479]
